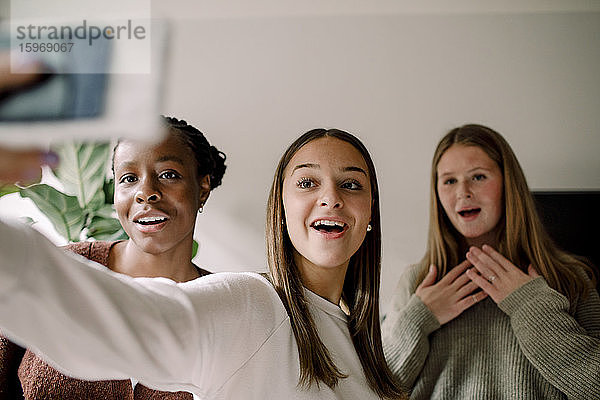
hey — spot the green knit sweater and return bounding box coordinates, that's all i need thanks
[381,264,600,400]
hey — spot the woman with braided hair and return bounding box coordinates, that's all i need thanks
[0,128,406,399]
[0,116,226,400]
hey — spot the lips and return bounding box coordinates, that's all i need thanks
[132,210,170,233]
[310,218,348,238]
[135,216,167,224]
[458,207,481,218]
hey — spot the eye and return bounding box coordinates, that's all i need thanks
[341,179,363,190]
[473,174,486,181]
[119,174,138,184]
[442,177,457,185]
[159,170,181,180]
[296,177,315,189]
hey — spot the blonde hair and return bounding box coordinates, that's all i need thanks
[266,129,405,399]
[418,124,596,306]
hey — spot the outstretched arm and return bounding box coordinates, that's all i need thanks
[0,219,285,395]
[0,218,202,391]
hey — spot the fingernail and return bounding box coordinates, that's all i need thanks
[42,151,59,167]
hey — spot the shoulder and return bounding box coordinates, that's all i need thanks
[570,263,600,309]
[405,263,424,282]
[179,273,290,364]
[61,241,93,257]
[396,264,424,293]
[198,272,281,303]
[61,241,118,266]
[384,264,424,316]
[572,263,597,286]
[181,272,287,319]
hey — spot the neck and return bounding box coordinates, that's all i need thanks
[465,228,500,249]
[295,257,348,305]
[110,238,199,283]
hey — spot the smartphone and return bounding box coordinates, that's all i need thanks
[0,20,168,145]
[0,33,111,121]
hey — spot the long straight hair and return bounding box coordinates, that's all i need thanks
[417,124,596,306]
[266,129,405,399]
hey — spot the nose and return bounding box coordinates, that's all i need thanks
[319,184,343,209]
[135,178,162,204]
[457,180,472,199]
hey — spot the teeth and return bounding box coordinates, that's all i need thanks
[459,208,480,216]
[314,220,345,228]
[137,216,167,223]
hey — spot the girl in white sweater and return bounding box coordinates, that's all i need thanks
[0,129,405,399]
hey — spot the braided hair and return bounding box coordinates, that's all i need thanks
[163,116,226,190]
[112,117,226,190]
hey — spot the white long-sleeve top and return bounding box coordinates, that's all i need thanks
[0,219,378,399]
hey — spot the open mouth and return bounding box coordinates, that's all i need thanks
[311,219,347,234]
[134,216,168,225]
[458,208,481,218]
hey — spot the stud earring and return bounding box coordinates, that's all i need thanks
[366,224,372,232]
[198,205,204,214]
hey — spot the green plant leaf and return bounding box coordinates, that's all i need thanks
[87,215,128,241]
[20,184,86,242]
[192,239,199,259]
[52,142,111,209]
[87,187,106,212]
[0,184,20,197]
[93,204,117,219]
[18,216,35,226]
[103,178,115,205]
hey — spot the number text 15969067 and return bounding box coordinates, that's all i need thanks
[19,43,74,53]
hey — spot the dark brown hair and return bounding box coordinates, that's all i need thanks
[266,128,405,399]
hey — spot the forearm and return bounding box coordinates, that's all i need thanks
[500,277,600,399]
[0,219,200,391]
[382,294,440,390]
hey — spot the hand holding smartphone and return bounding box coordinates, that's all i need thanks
[0,20,169,146]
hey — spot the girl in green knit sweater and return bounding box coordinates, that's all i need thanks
[382,124,599,400]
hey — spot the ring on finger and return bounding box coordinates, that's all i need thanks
[472,294,478,304]
[488,275,496,283]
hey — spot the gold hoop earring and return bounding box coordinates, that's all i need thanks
[366,224,372,232]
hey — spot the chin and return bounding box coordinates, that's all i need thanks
[308,255,350,269]
[133,236,173,255]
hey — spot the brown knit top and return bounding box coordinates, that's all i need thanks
[0,241,209,400]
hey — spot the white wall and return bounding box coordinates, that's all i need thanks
[2,6,599,311]
[158,11,600,310]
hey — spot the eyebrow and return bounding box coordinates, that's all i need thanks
[115,155,186,172]
[438,166,493,178]
[156,155,186,165]
[343,166,368,176]
[291,163,367,176]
